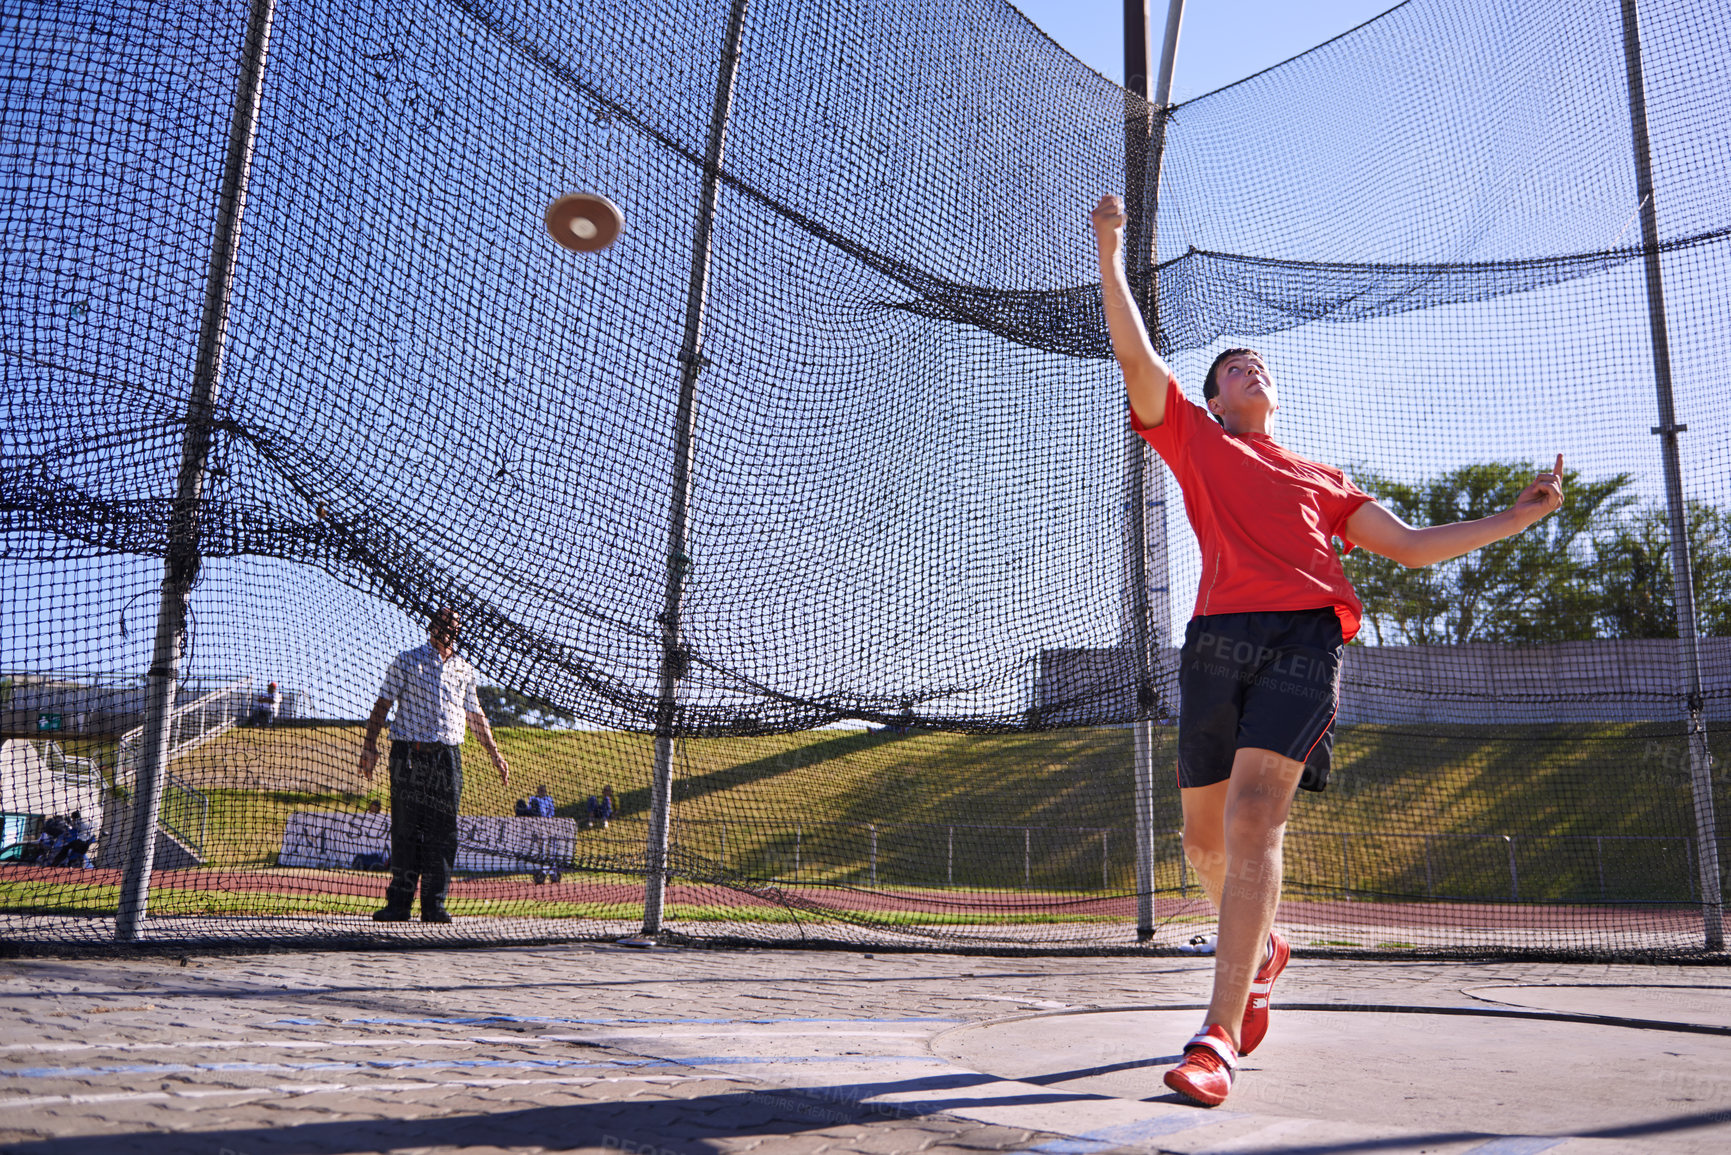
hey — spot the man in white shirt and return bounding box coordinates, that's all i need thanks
[360,606,509,922]
[251,682,281,726]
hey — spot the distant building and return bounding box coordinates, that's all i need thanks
[1033,639,1731,727]
[1,674,295,738]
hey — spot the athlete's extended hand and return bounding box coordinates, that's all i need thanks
[1090,194,1126,252]
[1511,453,1565,527]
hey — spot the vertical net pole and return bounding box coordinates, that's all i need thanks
[1124,0,1184,942]
[115,0,277,943]
[1619,0,1722,951]
[641,0,751,936]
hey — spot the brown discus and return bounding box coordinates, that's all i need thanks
[545,192,623,253]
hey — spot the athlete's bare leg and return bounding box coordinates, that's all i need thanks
[1200,746,1306,1046]
[1178,780,1229,907]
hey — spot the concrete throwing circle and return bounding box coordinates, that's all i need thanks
[932,1005,1731,1139]
[1467,983,1731,1029]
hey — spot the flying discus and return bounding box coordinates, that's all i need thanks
[545,192,624,253]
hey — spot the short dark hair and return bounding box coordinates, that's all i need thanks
[429,605,460,642]
[1202,347,1258,427]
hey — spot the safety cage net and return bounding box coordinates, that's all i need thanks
[2,0,1727,958]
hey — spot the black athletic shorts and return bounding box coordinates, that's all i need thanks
[1176,607,1344,792]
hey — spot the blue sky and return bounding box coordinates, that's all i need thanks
[1009,0,1399,100]
[11,1,1411,722]
[5,0,1724,725]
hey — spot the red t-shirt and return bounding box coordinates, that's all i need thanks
[1134,375,1376,641]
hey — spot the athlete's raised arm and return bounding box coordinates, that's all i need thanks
[1344,454,1566,568]
[1091,194,1173,428]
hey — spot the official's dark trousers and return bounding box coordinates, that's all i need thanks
[384,742,462,911]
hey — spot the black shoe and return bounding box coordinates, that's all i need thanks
[533,871,546,885]
[421,906,453,923]
[372,905,412,922]
[548,871,562,884]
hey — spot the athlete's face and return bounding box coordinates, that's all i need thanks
[1208,352,1277,424]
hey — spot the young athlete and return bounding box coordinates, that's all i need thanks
[1088,194,1564,1106]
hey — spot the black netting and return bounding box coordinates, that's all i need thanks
[2,0,1726,958]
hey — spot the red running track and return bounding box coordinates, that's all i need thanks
[0,864,1705,935]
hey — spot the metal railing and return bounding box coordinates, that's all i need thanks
[159,776,211,859]
[114,676,250,794]
[665,819,1721,904]
[109,676,246,860]
[40,741,101,787]
[673,818,1122,889]
[1283,829,1711,903]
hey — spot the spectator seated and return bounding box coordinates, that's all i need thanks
[585,787,615,829]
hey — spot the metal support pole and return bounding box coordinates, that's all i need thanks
[116,0,277,942]
[1620,0,1722,950]
[641,0,751,936]
[1595,835,1605,901]
[1126,0,1184,942]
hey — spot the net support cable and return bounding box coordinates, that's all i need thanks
[1123,0,1185,942]
[114,0,279,943]
[1621,0,1723,952]
[641,0,753,936]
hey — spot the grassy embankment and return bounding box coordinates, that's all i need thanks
[5,720,1725,919]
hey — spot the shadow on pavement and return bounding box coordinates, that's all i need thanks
[4,1066,1729,1155]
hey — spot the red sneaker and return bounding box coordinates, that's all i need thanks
[1239,930,1290,1056]
[1163,1024,1237,1106]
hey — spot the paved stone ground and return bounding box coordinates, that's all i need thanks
[0,942,1727,1154]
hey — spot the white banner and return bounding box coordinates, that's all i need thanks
[277,811,577,872]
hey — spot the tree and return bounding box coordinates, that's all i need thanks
[1595,499,1731,639]
[477,685,576,729]
[1344,463,1636,645]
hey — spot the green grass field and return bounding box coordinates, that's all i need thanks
[0,875,1130,925]
[7,720,1727,916]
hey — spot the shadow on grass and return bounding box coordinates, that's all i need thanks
[607,729,906,820]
